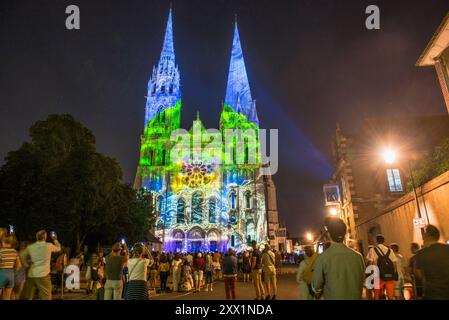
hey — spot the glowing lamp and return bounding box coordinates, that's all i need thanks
[306,232,313,242]
[382,149,396,165]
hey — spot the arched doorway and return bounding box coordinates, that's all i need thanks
[207,230,220,252]
[172,230,185,253]
[188,227,205,252]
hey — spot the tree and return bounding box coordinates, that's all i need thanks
[0,114,154,252]
[409,137,449,190]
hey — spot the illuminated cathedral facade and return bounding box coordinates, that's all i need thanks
[134,9,280,253]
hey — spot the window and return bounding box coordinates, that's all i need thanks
[176,198,185,224]
[245,192,251,209]
[386,169,403,192]
[230,191,236,209]
[208,199,216,223]
[157,195,163,212]
[191,192,203,224]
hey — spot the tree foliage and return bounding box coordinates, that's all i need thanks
[0,115,154,251]
[409,137,449,189]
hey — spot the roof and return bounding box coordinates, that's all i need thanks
[416,11,449,66]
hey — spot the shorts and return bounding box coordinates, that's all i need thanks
[0,269,15,289]
[374,279,395,298]
[194,271,203,281]
[205,271,213,284]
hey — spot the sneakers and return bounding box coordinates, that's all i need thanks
[271,295,276,300]
[265,295,271,300]
[205,287,209,292]
[210,287,213,292]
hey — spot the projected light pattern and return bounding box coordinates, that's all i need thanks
[135,10,275,253]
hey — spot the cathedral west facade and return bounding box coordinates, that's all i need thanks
[134,9,280,253]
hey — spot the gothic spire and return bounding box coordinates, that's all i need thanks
[161,8,174,59]
[224,22,259,126]
[144,8,181,128]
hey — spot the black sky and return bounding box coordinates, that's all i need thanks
[1,0,449,237]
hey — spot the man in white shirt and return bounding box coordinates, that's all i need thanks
[24,230,61,300]
[366,234,397,300]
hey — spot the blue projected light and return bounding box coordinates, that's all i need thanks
[224,23,259,126]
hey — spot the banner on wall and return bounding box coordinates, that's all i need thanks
[323,184,341,206]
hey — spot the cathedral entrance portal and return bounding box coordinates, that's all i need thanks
[187,227,205,252]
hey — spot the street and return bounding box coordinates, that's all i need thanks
[59,267,300,300]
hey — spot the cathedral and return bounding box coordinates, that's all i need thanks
[134,9,280,253]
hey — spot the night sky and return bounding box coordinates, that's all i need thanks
[1,0,449,237]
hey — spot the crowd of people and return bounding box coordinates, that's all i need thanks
[0,227,281,300]
[295,217,449,300]
[1,218,448,300]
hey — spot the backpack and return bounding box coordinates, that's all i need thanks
[303,253,317,284]
[374,247,396,281]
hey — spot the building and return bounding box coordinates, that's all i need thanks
[325,115,449,254]
[133,9,281,253]
[416,11,449,113]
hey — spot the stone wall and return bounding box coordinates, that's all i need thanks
[357,170,449,261]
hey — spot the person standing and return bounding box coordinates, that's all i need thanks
[23,230,61,300]
[192,253,205,292]
[261,245,277,300]
[366,234,398,300]
[296,253,312,300]
[222,248,238,300]
[390,243,406,300]
[0,235,22,300]
[104,242,128,300]
[204,253,214,292]
[408,242,423,299]
[125,244,151,300]
[158,254,170,292]
[413,225,449,300]
[250,240,265,300]
[312,217,365,300]
[13,241,29,300]
[149,254,159,290]
[171,253,183,292]
[212,254,222,281]
[296,246,317,300]
[242,251,251,282]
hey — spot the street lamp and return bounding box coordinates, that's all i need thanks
[306,232,313,242]
[329,207,338,217]
[382,149,396,165]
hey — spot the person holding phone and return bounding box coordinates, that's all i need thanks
[23,230,61,300]
[125,244,151,300]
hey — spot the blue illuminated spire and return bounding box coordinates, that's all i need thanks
[161,8,174,59]
[224,21,259,126]
[144,8,181,127]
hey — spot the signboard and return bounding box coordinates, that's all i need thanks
[413,218,426,229]
[323,184,341,206]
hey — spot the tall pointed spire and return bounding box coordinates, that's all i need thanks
[144,8,181,128]
[161,8,174,59]
[224,21,259,126]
